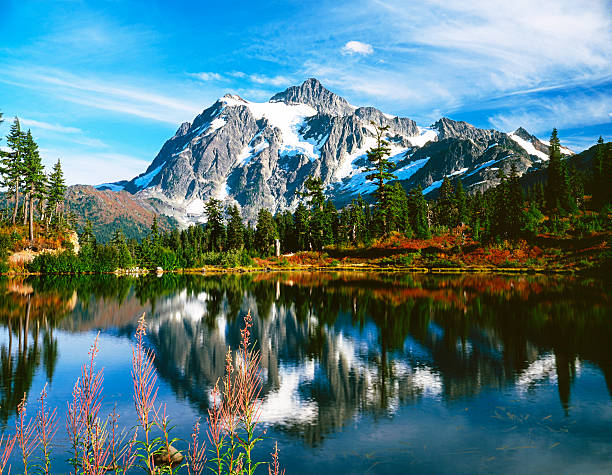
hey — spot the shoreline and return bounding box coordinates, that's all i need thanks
[0,263,585,277]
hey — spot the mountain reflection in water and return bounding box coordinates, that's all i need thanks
[0,272,610,451]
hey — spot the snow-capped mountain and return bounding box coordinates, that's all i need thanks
[97,78,571,224]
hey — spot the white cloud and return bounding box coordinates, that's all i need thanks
[192,72,225,81]
[2,67,203,125]
[488,92,612,135]
[20,118,82,134]
[247,74,290,87]
[342,40,374,55]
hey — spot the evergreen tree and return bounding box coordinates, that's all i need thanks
[323,200,338,245]
[46,159,67,227]
[434,177,455,228]
[491,169,509,238]
[343,197,365,245]
[407,186,430,239]
[364,123,396,233]
[592,136,608,207]
[454,180,467,227]
[293,202,310,250]
[2,118,25,224]
[204,198,225,251]
[299,176,326,249]
[225,204,245,250]
[387,182,410,234]
[545,128,573,214]
[506,163,525,239]
[110,228,132,268]
[22,130,46,241]
[276,210,295,252]
[255,208,276,255]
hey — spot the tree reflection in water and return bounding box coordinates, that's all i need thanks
[0,272,610,446]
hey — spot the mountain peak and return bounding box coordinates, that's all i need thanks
[269,78,354,116]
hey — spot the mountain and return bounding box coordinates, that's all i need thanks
[97,78,573,224]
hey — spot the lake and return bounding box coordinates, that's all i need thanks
[0,272,611,474]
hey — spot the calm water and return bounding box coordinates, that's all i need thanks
[0,272,611,474]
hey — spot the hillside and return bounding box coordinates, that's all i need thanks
[65,185,177,242]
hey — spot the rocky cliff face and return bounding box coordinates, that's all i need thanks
[98,78,571,224]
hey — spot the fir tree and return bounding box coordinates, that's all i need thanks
[2,117,25,224]
[407,186,430,239]
[225,204,245,250]
[387,182,410,234]
[204,198,225,251]
[592,136,607,207]
[434,177,455,228]
[46,159,66,227]
[507,163,525,239]
[454,180,467,227]
[299,176,326,249]
[22,130,46,241]
[255,208,276,255]
[293,202,310,250]
[545,128,572,214]
[364,123,396,233]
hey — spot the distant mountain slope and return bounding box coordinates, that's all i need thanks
[98,78,574,224]
[65,185,177,242]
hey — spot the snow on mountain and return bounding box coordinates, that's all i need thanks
[101,78,575,224]
[509,132,549,161]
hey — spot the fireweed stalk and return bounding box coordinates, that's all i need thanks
[0,432,17,475]
[206,310,271,475]
[4,311,281,475]
[15,394,38,475]
[132,313,182,474]
[36,383,58,475]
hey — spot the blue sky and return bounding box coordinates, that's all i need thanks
[1,0,610,185]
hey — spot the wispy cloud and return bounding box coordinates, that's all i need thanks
[191,71,291,89]
[192,72,225,81]
[488,92,612,134]
[342,40,373,55]
[20,118,82,134]
[2,66,203,124]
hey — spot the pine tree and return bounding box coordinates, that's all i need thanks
[204,198,225,251]
[299,176,326,249]
[387,182,410,234]
[545,128,573,214]
[434,177,455,228]
[364,123,396,233]
[22,130,46,241]
[110,229,132,268]
[323,200,338,245]
[255,208,276,255]
[454,180,467,227]
[293,202,310,250]
[226,204,245,250]
[407,186,430,239]
[2,118,25,224]
[592,136,606,207]
[491,169,509,238]
[46,159,67,228]
[507,163,524,239]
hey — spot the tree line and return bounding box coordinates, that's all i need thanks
[26,123,612,273]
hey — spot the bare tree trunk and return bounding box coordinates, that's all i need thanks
[29,187,35,242]
[11,182,20,225]
[23,193,28,226]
